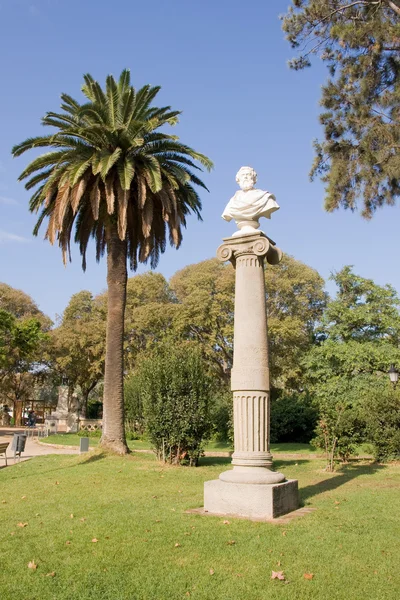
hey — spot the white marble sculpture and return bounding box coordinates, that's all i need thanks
[222,166,279,235]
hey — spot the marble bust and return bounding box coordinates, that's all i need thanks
[222,166,279,235]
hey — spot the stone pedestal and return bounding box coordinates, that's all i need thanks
[204,231,299,519]
[205,479,299,519]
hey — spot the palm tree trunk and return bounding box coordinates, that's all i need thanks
[100,223,129,454]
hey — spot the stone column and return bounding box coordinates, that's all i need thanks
[204,231,299,519]
[217,232,284,484]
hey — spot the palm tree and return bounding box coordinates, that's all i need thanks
[12,70,213,454]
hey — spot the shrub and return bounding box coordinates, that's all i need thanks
[270,392,318,444]
[124,374,145,435]
[211,387,233,443]
[137,342,213,466]
[362,387,400,462]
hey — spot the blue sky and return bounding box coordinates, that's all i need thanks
[1,0,399,321]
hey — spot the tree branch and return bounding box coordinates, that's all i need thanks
[383,0,400,16]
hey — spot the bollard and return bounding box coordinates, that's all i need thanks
[79,437,90,453]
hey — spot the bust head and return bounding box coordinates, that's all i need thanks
[236,166,257,191]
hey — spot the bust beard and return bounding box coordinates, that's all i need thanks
[222,188,280,223]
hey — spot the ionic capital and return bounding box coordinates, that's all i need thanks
[216,232,282,266]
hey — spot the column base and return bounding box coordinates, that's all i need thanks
[219,466,285,484]
[204,478,299,519]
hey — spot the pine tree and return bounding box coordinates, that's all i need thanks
[282,1,400,217]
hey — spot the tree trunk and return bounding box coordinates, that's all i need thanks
[100,223,129,454]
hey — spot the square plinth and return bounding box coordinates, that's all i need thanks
[204,478,299,520]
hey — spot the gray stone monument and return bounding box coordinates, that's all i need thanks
[204,167,299,519]
[45,385,79,433]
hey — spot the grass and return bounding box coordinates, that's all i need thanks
[0,451,399,599]
[38,434,317,455]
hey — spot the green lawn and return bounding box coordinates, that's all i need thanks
[39,434,317,455]
[1,451,399,599]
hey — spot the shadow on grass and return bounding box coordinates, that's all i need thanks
[300,462,386,502]
[198,456,232,467]
[77,451,107,465]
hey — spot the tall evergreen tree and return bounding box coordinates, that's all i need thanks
[12,70,212,454]
[282,1,400,217]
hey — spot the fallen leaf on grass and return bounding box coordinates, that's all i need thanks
[184,532,191,536]
[174,543,181,548]
[227,540,236,546]
[277,561,281,567]
[271,571,285,580]
[91,538,98,543]
[65,541,71,545]
[17,522,28,528]
[55,482,60,485]
[46,572,56,577]
[28,561,37,570]
[70,514,74,519]
[2,500,6,504]
[21,495,26,499]
[80,518,86,522]
[304,573,314,580]
[222,520,230,525]
[209,569,215,575]
[282,531,287,536]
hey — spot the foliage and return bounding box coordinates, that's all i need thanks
[124,371,145,433]
[0,282,52,329]
[77,428,102,438]
[270,392,318,444]
[265,253,327,388]
[305,266,400,469]
[363,385,400,461]
[170,259,235,383]
[137,342,214,466]
[49,291,106,413]
[12,68,212,269]
[282,0,400,217]
[210,386,233,443]
[0,308,47,424]
[169,255,326,390]
[123,272,177,371]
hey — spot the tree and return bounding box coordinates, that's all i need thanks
[123,272,177,371]
[0,282,52,330]
[170,255,326,390]
[0,309,47,425]
[282,1,400,217]
[305,266,400,468]
[170,259,235,384]
[49,291,106,415]
[12,70,212,454]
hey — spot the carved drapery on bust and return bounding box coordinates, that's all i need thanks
[222,166,279,235]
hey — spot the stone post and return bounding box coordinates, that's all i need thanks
[204,231,299,519]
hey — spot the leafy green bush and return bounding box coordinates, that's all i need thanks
[211,387,233,443]
[77,429,101,438]
[270,392,318,444]
[124,374,145,435]
[136,342,214,466]
[362,387,400,462]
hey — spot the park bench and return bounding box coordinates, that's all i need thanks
[0,441,9,466]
